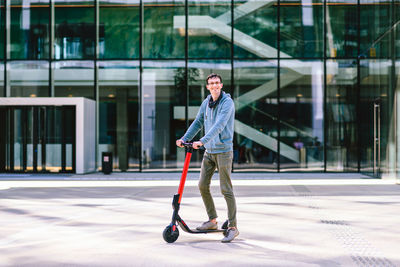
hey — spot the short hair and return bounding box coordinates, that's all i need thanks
[206,73,222,84]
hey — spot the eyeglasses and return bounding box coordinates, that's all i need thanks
[207,82,221,86]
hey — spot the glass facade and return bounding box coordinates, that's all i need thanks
[0,0,399,177]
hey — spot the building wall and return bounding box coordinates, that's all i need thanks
[0,0,399,175]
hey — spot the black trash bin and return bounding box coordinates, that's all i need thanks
[102,152,113,174]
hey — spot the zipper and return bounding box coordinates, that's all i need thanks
[209,105,212,153]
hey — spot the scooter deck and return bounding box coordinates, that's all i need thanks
[177,219,228,234]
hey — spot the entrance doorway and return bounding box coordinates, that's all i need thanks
[0,106,75,173]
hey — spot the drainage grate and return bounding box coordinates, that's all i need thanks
[320,220,348,225]
[351,255,396,267]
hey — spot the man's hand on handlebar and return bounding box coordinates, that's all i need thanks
[176,139,184,148]
[193,141,203,149]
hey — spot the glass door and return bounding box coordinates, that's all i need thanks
[13,108,24,171]
[1,106,75,173]
[373,99,381,177]
[0,107,5,172]
[44,106,75,173]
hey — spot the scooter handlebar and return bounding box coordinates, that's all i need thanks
[182,142,193,148]
[178,141,204,150]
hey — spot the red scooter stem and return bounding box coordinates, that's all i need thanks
[177,146,193,203]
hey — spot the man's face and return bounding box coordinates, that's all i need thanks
[206,77,223,97]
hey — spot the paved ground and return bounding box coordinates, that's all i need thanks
[0,173,399,267]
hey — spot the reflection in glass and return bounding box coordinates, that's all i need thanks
[234,60,278,170]
[234,0,277,59]
[326,0,358,58]
[53,61,94,98]
[26,107,33,170]
[0,63,4,96]
[359,60,391,174]
[0,0,6,59]
[280,0,323,58]
[143,0,184,59]
[63,106,75,172]
[46,106,62,172]
[188,0,231,58]
[55,1,95,59]
[99,0,139,59]
[396,60,400,178]
[11,0,50,59]
[142,61,185,170]
[187,60,232,169]
[279,60,324,171]
[9,61,49,97]
[397,1,400,58]
[98,61,140,171]
[326,60,358,171]
[360,0,391,58]
[13,109,23,171]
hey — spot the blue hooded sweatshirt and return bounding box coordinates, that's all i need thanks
[181,91,235,154]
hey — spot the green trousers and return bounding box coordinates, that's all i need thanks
[198,151,237,228]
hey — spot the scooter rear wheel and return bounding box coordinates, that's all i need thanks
[163,225,179,243]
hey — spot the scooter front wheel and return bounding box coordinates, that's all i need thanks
[163,224,179,243]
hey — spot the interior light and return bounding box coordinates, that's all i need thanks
[297,94,303,97]
[68,94,73,97]
[30,94,37,97]
[108,94,115,98]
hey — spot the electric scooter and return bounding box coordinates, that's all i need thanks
[163,142,228,243]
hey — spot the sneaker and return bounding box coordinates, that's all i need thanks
[196,220,218,230]
[221,228,239,243]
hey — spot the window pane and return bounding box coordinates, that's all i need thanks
[280,60,324,171]
[188,0,231,58]
[326,60,358,171]
[360,0,392,58]
[326,0,358,58]
[143,0,184,59]
[53,61,94,98]
[99,0,139,59]
[234,0,277,59]
[9,61,49,97]
[46,106,62,172]
[98,61,140,171]
[234,60,278,171]
[13,108,23,171]
[10,0,50,59]
[142,61,185,170]
[396,60,400,178]
[359,59,391,174]
[397,1,400,58]
[0,63,4,96]
[55,1,95,59]
[187,60,231,169]
[280,0,323,58]
[0,0,5,59]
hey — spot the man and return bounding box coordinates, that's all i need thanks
[176,73,238,243]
